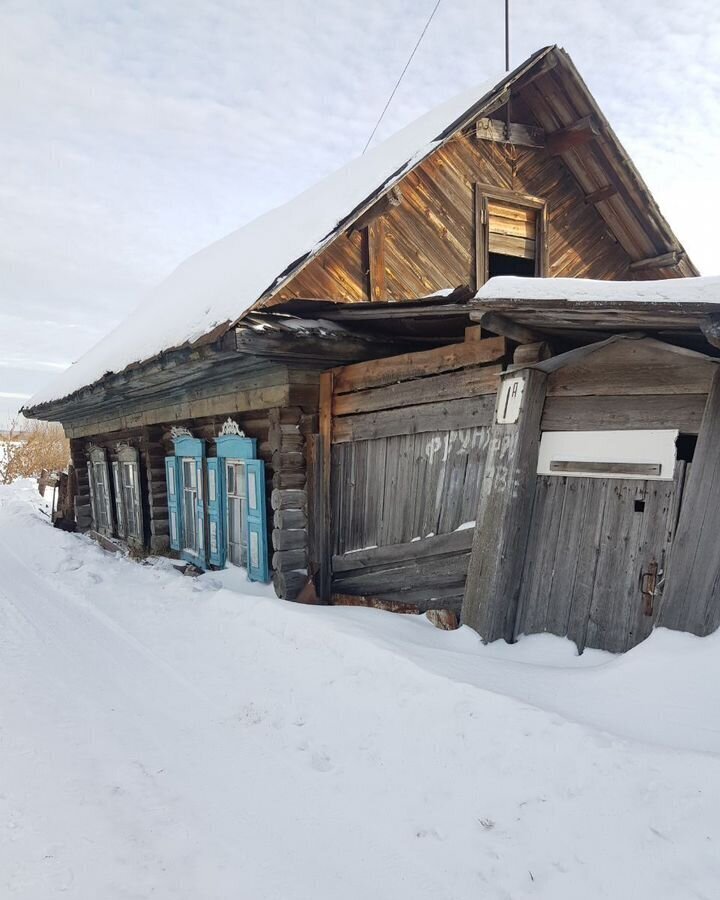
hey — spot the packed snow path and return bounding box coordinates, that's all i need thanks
[1,481,719,899]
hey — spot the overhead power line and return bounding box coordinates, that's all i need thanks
[361,0,444,156]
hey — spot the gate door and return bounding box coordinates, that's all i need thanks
[316,335,507,612]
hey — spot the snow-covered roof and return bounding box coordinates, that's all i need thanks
[30,53,552,409]
[477,275,720,305]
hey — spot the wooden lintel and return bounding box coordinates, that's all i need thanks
[471,311,547,345]
[546,115,601,155]
[628,250,681,271]
[349,186,402,235]
[476,118,545,148]
[584,184,617,204]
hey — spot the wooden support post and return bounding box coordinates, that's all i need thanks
[657,369,720,636]
[461,368,547,642]
[368,219,386,301]
[317,370,334,602]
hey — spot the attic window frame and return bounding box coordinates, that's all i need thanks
[473,184,548,289]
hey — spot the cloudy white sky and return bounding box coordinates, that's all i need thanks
[1,0,719,426]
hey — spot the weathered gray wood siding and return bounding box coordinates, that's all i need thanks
[514,466,686,653]
[658,370,720,636]
[323,337,506,613]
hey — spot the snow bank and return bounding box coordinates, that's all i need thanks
[29,74,508,408]
[476,274,720,304]
[2,478,720,899]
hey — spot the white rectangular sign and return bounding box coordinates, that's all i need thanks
[496,375,526,424]
[537,429,678,481]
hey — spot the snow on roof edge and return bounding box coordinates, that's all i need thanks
[28,52,558,411]
[475,275,720,306]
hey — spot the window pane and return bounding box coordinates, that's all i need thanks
[237,462,246,499]
[227,463,234,495]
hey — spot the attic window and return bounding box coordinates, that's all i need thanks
[475,185,547,287]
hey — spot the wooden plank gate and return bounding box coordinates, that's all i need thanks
[313,335,507,613]
[512,462,690,653]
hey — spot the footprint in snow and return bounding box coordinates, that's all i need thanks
[310,749,334,773]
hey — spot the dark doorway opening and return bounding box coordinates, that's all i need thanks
[488,252,535,278]
[676,434,698,463]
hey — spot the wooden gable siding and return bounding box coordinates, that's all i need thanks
[272,129,637,305]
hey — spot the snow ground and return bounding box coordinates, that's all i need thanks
[1,479,719,899]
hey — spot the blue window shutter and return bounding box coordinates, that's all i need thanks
[206,457,225,567]
[245,458,269,582]
[165,457,181,550]
[195,457,206,565]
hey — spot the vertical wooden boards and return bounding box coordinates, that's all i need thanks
[462,368,548,642]
[330,427,490,554]
[659,370,720,636]
[275,124,635,305]
[317,371,334,602]
[514,470,683,652]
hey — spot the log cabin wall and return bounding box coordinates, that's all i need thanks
[66,403,313,599]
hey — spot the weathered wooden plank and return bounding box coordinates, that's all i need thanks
[368,218,386,301]
[332,527,474,573]
[476,117,545,148]
[542,394,707,433]
[318,371,333,601]
[659,372,720,635]
[333,395,496,443]
[332,337,507,394]
[462,368,548,642]
[332,365,501,416]
[546,341,716,397]
[473,311,547,344]
[334,552,470,597]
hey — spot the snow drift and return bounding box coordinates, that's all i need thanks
[1,478,720,899]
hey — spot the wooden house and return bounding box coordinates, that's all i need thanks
[24,45,715,652]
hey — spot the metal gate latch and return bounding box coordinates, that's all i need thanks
[640,560,659,616]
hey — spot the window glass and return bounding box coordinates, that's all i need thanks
[248,471,257,511]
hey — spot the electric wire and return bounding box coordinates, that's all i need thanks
[361,0,444,155]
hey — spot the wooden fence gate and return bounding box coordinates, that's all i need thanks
[512,461,690,653]
[314,335,507,612]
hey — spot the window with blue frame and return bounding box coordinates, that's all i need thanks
[165,420,269,582]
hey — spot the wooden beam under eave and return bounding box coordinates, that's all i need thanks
[628,250,682,271]
[546,115,601,155]
[470,310,548,345]
[584,184,617,204]
[476,118,545,148]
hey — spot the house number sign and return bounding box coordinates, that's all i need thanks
[496,374,526,424]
